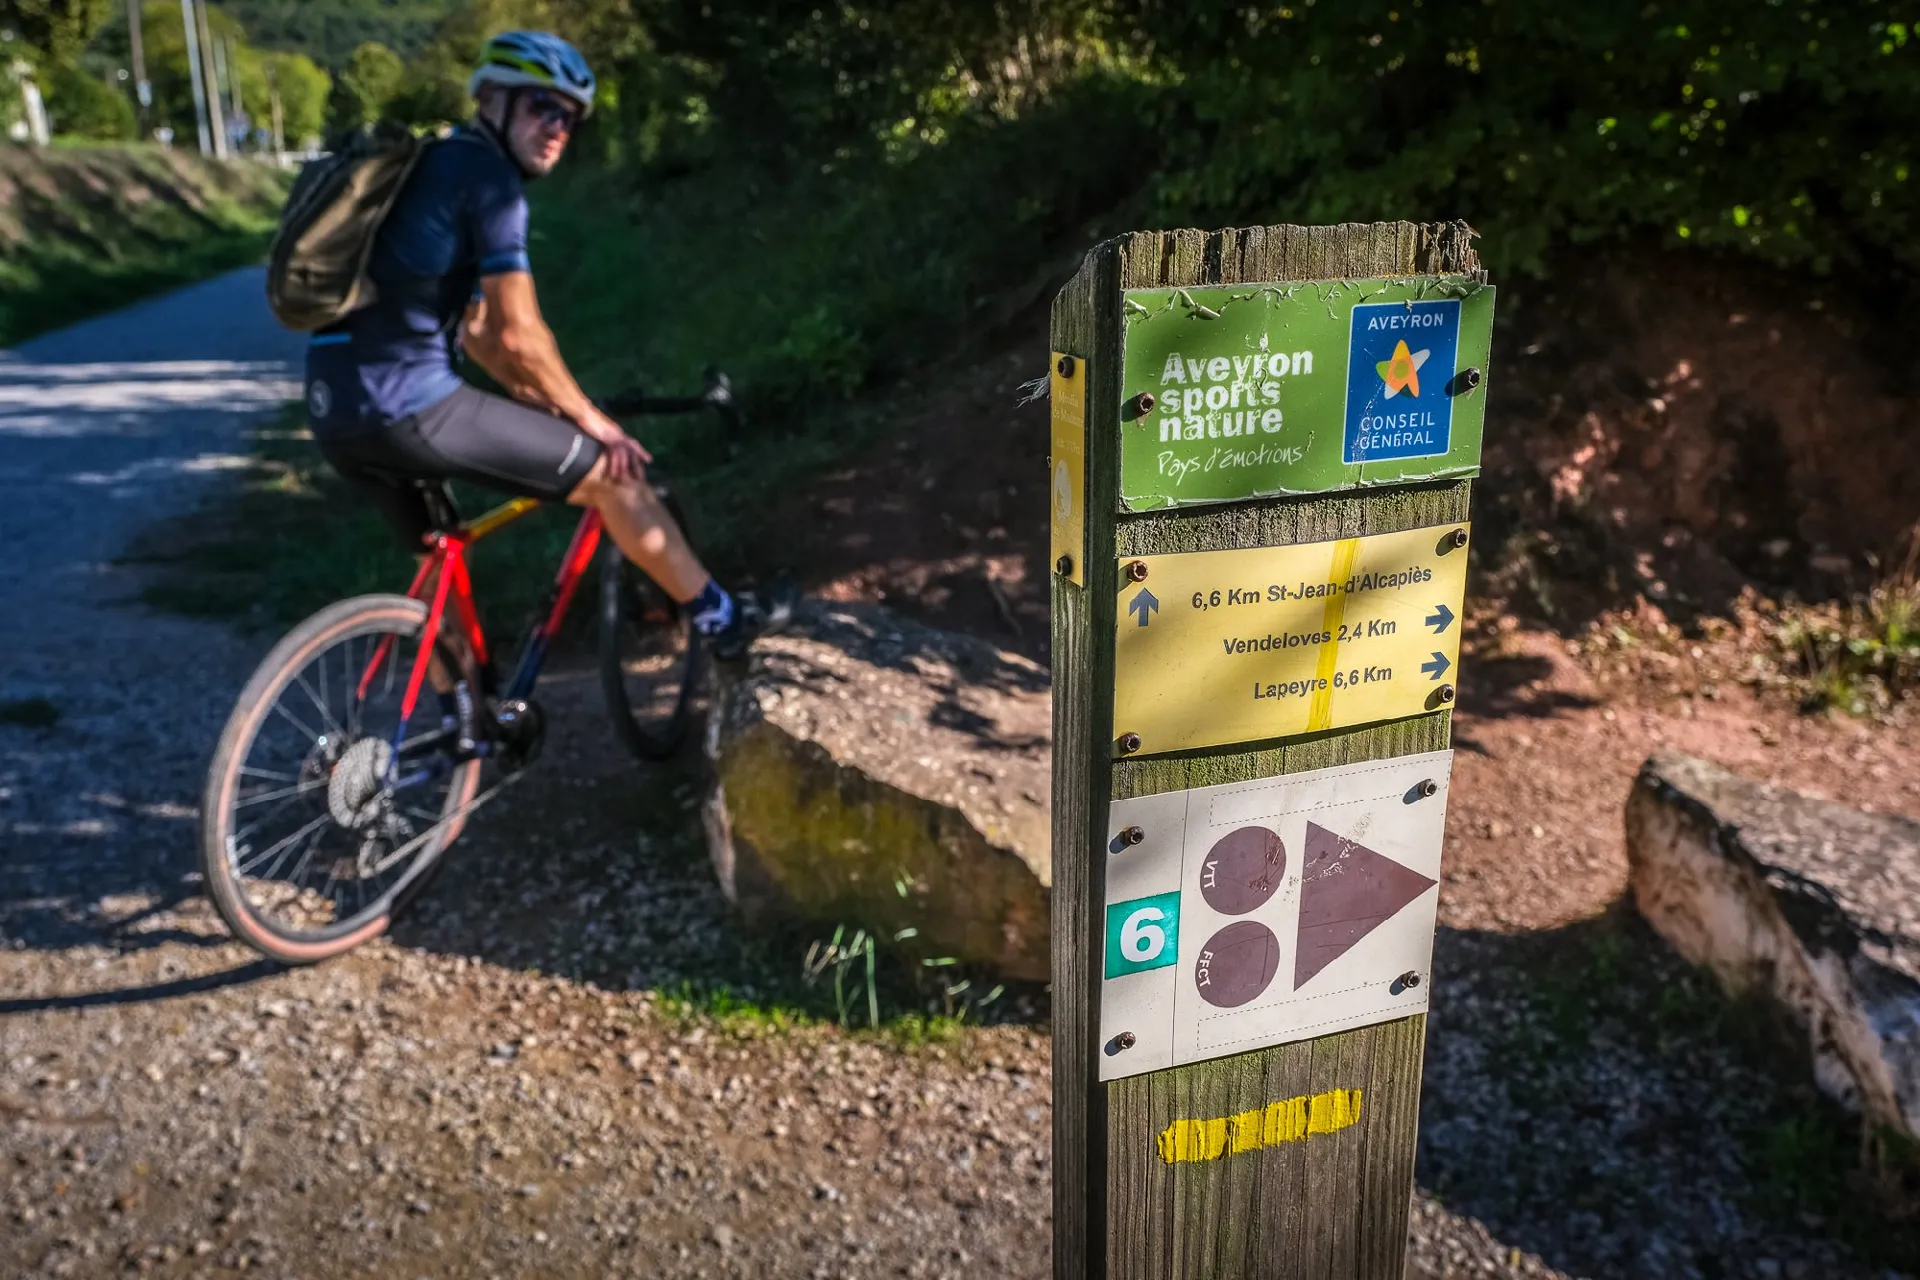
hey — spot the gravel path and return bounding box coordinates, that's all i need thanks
[0,273,1903,1279]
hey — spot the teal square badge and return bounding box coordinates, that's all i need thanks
[1106,892,1182,978]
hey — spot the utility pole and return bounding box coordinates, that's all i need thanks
[192,0,227,157]
[178,0,211,154]
[1048,221,1495,1279]
[266,62,284,164]
[126,0,151,130]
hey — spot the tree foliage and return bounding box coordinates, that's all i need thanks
[0,0,111,64]
[43,57,135,137]
[326,39,403,130]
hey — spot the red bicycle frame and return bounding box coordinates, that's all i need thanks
[356,497,606,742]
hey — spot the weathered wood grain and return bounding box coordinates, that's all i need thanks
[1051,221,1481,1280]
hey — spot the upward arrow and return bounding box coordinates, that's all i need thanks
[1128,588,1160,628]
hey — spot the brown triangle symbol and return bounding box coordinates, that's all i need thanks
[1294,821,1438,990]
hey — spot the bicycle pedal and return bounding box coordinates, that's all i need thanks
[493,698,547,774]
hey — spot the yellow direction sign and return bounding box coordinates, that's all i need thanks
[1112,523,1470,755]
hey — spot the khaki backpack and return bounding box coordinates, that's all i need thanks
[266,122,427,332]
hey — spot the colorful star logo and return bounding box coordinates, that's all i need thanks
[1375,340,1430,399]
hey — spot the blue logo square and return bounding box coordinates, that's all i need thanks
[1343,299,1463,464]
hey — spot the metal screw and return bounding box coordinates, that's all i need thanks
[1448,528,1469,550]
[1117,732,1142,755]
[1417,779,1438,799]
[1396,971,1422,990]
[1056,554,1074,576]
[1121,825,1145,846]
[1130,392,1156,417]
[1057,354,1076,378]
[1114,1031,1137,1051]
[1125,560,1149,583]
[1436,683,1456,705]
[1459,367,1482,391]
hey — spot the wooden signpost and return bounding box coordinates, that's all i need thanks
[1050,222,1492,1279]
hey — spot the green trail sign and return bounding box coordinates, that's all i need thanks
[1119,277,1495,511]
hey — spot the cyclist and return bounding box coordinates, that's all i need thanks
[302,30,788,663]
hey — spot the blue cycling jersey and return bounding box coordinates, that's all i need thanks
[305,124,530,438]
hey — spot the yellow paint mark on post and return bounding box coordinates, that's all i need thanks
[1049,353,1087,587]
[1157,1089,1364,1165]
[1113,523,1470,755]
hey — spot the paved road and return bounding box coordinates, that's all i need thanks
[0,269,304,945]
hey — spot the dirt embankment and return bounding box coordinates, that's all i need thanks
[0,145,288,346]
[756,248,1920,658]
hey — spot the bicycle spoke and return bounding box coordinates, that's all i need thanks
[258,815,331,889]
[236,812,331,879]
[239,765,300,784]
[231,790,310,847]
[235,778,327,808]
[295,670,343,740]
[270,698,323,745]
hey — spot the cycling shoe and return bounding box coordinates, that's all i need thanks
[709,575,799,662]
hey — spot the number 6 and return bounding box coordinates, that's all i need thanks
[1121,907,1167,963]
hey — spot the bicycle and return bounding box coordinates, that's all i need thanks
[199,372,738,965]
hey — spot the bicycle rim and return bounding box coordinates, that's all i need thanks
[201,595,481,962]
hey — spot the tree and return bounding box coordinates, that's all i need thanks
[0,0,112,65]
[261,48,325,145]
[326,39,400,130]
[43,57,135,137]
[387,0,551,128]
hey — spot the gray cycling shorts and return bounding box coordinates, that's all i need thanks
[318,385,603,547]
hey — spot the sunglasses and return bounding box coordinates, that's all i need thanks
[521,91,582,133]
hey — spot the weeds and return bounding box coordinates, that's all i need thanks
[1778,546,1920,716]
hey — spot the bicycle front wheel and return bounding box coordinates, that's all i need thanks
[599,538,704,762]
[200,594,482,964]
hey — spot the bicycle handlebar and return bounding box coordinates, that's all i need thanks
[600,366,736,425]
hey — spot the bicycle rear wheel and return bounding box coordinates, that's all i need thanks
[599,538,704,762]
[200,594,482,964]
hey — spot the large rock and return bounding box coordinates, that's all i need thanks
[1627,752,1920,1140]
[702,602,1051,981]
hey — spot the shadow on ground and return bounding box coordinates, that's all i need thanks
[1419,908,1920,1279]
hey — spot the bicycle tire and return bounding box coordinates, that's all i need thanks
[598,504,705,761]
[200,594,482,964]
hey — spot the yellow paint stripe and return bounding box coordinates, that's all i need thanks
[463,497,541,541]
[1305,539,1361,731]
[1156,1089,1364,1165]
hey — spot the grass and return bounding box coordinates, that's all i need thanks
[0,145,289,347]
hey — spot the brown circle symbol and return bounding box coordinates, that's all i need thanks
[1199,826,1286,916]
[1195,920,1281,1009]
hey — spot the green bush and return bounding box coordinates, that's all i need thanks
[45,62,137,141]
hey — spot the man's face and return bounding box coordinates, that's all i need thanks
[506,89,581,176]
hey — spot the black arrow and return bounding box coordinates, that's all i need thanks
[1128,589,1160,628]
[1425,603,1454,634]
[1421,651,1451,681]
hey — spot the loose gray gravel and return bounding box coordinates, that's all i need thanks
[0,273,1905,1279]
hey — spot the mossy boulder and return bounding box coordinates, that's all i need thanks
[702,603,1050,981]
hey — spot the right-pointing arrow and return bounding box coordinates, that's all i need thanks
[1421,651,1451,681]
[1295,821,1438,989]
[1424,603,1454,634]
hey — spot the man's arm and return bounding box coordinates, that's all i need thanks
[463,271,648,477]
